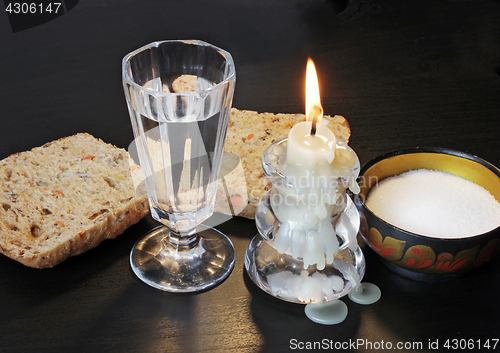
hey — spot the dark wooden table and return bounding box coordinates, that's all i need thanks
[1,1,499,352]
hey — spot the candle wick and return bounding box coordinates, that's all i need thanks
[311,118,317,136]
[308,105,323,137]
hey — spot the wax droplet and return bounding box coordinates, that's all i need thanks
[348,282,381,305]
[318,220,339,263]
[348,179,360,194]
[291,224,306,259]
[314,204,327,219]
[325,150,335,164]
[308,188,319,204]
[329,275,344,292]
[275,221,290,253]
[303,277,323,303]
[312,273,335,301]
[303,209,317,227]
[305,230,325,270]
[305,300,348,325]
[334,259,361,288]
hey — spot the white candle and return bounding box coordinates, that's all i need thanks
[286,58,336,169]
[286,120,336,168]
[268,59,359,270]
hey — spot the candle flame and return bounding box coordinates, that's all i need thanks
[305,59,323,128]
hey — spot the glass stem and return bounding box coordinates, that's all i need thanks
[167,228,200,251]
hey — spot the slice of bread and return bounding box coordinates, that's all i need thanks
[0,133,149,268]
[223,108,351,219]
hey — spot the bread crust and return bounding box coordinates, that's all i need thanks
[0,133,149,268]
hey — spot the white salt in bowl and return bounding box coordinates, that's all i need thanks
[354,147,500,280]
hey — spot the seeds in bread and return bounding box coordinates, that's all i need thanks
[223,108,351,219]
[0,133,149,268]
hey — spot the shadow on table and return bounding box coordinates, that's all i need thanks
[0,217,157,322]
[0,214,209,352]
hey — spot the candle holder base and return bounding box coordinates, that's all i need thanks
[244,235,366,304]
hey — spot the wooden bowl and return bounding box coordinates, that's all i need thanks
[354,147,500,280]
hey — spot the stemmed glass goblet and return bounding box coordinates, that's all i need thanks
[122,40,236,292]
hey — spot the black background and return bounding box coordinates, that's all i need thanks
[0,1,499,352]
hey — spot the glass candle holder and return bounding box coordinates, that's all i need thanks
[245,137,366,304]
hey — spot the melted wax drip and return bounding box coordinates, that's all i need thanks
[305,300,348,325]
[267,270,345,303]
[265,140,360,270]
[302,260,381,325]
[266,257,364,304]
[348,282,382,305]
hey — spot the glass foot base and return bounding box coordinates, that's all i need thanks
[130,225,235,292]
[245,235,365,304]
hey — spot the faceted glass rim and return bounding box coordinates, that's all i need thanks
[121,39,236,98]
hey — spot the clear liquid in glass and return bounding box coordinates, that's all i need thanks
[128,77,227,233]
